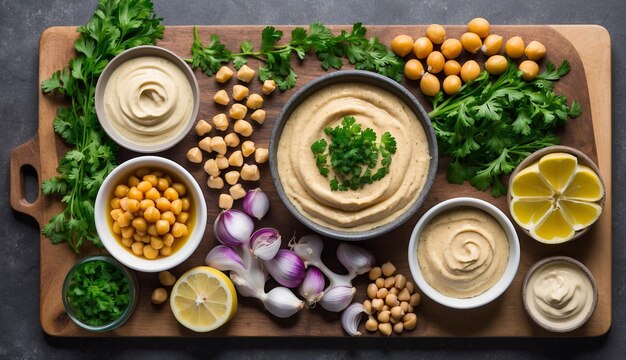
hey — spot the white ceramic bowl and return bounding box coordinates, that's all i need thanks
[407,197,520,309]
[95,156,207,272]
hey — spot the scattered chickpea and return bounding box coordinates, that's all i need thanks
[404,59,425,80]
[186,147,202,163]
[405,281,415,294]
[250,109,266,125]
[232,84,250,101]
[213,89,230,105]
[151,287,168,304]
[403,313,417,330]
[215,154,229,170]
[241,141,256,157]
[461,32,482,54]
[219,194,234,210]
[375,277,385,289]
[369,266,382,281]
[215,66,234,83]
[468,17,490,38]
[426,24,446,44]
[485,55,508,75]
[367,283,378,299]
[391,306,404,320]
[385,293,399,307]
[234,120,253,137]
[460,60,481,82]
[409,293,422,307]
[207,176,224,189]
[377,310,391,323]
[389,287,399,296]
[209,136,227,155]
[195,119,212,136]
[384,276,396,289]
[440,38,463,59]
[525,40,547,60]
[158,271,176,286]
[212,113,229,131]
[413,37,433,59]
[229,103,248,120]
[228,150,244,167]
[426,51,445,73]
[363,299,373,315]
[519,60,539,81]
[398,288,411,302]
[393,322,404,334]
[224,132,240,147]
[229,183,247,200]
[237,64,256,83]
[378,323,393,337]
[254,148,269,164]
[395,274,407,289]
[198,137,212,153]
[262,80,276,95]
[391,34,414,57]
[371,298,384,311]
[365,316,378,332]
[443,75,462,95]
[481,34,503,56]
[204,159,220,177]
[505,36,525,58]
[246,94,264,110]
[420,72,440,97]
[376,287,389,299]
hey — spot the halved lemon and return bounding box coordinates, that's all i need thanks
[170,266,237,332]
[509,152,604,244]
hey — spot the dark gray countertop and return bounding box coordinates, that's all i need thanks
[2,0,624,358]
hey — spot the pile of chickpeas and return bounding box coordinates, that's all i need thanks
[391,17,547,96]
[363,261,421,336]
[109,168,192,260]
[186,64,273,210]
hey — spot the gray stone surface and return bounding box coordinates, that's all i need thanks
[1,0,624,358]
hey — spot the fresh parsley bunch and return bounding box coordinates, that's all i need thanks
[188,23,404,91]
[311,116,397,191]
[428,60,581,197]
[41,0,164,252]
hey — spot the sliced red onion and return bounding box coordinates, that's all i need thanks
[336,243,376,276]
[250,228,281,261]
[298,267,325,306]
[319,285,356,312]
[243,188,270,220]
[214,209,254,247]
[262,287,305,318]
[204,245,246,274]
[290,234,324,264]
[341,302,365,336]
[263,249,305,288]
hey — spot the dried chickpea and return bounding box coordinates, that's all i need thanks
[460,60,481,82]
[234,120,253,137]
[505,36,525,58]
[215,155,229,170]
[197,137,212,153]
[461,32,482,53]
[127,176,140,187]
[215,66,234,83]
[207,176,224,189]
[151,288,168,304]
[440,38,462,59]
[519,60,539,81]
[409,292,421,307]
[378,323,392,337]
[398,288,411,302]
[161,211,176,225]
[426,51,445,73]
[186,147,202,163]
[209,136,227,155]
[262,80,276,95]
[426,24,446,44]
[171,222,188,238]
[236,64,256,83]
[525,40,547,60]
[143,244,159,260]
[229,103,248,120]
[159,271,176,286]
[371,298,384,311]
[240,164,260,181]
[468,17,490,38]
[444,60,461,76]
[229,184,247,200]
[213,89,230,105]
[131,241,144,256]
[367,283,378,299]
[114,184,129,198]
[242,141,255,157]
[219,194,234,210]
[224,133,240,147]
[363,299,373,315]
[485,55,508,75]
[376,287,389,299]
[375,277,385,289]
[443,75,462,95]
[390,34,414,56]
[384,276,396,289]
[390,306,404,320]
[385,293,399,307]
[420,72,440,97]
[403,313,417,330]
[413,37,433,59]
[232,84,249,101]
[369,266,382,280]
[225,171,240,185]
[377,310,391,323]
[406,281,415,294]
[195,119,212,136]
[246,94,264,109]
[228,150,244,167]
[250,109,266,125]
[403,59,424,80]
[365,316,378,331]
[212,113,229,132]
[254,148,268,164]
[393,322,404,334]
[381,262,396,277]
[481,34,503,56]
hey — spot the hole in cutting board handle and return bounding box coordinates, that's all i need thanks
[20,164,39,204]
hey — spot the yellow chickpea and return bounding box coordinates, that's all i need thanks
[170,199,183,215]
[440,38,462,59]
[142,174,157,186]
[143,244,159,260]
[426,24,446,44]
[505,36,525,59]
[161,211,176,225]
[485,55,508,75]
[176,212,190,224]
[147,224,158,236]
[419,72,440,97]
[110,208,124,221]
[390,34,414,57]
[110,197,121,210]
[460,60,481,82]
[468,17,490,38]
[136,180,152,193]
[126,199,140,213]
[121,226,134,239]
[136,168,150,178]
[121,237,133,248]
[155,197,171,212]
[444,60,461,76]
[114,184,129,198]
[128,187,143,201]
[461,32,482,54]
[155,220,170,235]
[132,217,147,232]
[131,241,144,256]
[117,211,133,227]
[481,34,503,56]
[160,246,172,256]
[145,187,160,201]
[139,199,155,211]
[403,59,424,80]
[525,40,547,60]
[519,60,539,81]
[181,198,190,211]
[426,51,445,74]
[443,75,462,95]
[164,187,179,201]
[112,221,121,235]
[127,176,140,187]
[156,178,169,192]
[171,183,186,196]
[151,236,164,250]
[171,223,188,238]
[163,233,174,247]
[413,37,433,59]
[144,206,161,223]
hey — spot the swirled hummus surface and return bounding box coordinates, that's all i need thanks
[525,261,595,331]
[103,56,193,146]
[276,83,431,231]
[417,207,509,298]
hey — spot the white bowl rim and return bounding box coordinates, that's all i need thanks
[407,197,521,309]
[95,156,207,272]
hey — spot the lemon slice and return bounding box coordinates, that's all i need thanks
[563,165,604,201]
[537,152,578,192]
[509,163,553,197]
[560,199,602,231]
[170,266,237,332]
[530,207,575,243]
[510,197,553,230]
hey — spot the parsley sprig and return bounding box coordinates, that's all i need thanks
[429,60,582,197]
[311,116,397,191]
[41,0,164,252]
[187,23,404,91]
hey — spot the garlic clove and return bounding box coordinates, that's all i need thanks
[290,234,324,265]
[214,209,254,247]
[250,227,281,261]
[243,188,270,220]
[263,249,306,288]
[336,243,376,276]
[229,272,260,298]
[319,285,356,312]
[341,303,365,336]
[204,245,246,274]
[298,266,325,306]
[262,286,305,318]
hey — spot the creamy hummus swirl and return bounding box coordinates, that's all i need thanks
[277,83,431,231]
[525,262,595,331]
[103,56,194,146]
[417,207,510,298]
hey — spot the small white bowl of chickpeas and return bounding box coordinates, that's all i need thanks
[95,156,207,272]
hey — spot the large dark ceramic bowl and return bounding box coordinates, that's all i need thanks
[269,70,438,241]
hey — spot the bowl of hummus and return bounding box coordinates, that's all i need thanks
[95,46,199,153]
[270,70,438,241]
[408,197,520,309]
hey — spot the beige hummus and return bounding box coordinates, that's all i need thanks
[525,261,595,331]
[277,82,431,231]
[417,207,509,298]
[103,56,194,146]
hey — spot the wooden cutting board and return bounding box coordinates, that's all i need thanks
[10,25,611,337]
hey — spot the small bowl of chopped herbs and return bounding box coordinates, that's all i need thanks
[62,256,138,332]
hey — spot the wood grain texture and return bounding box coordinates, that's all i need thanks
[18,25,610,337]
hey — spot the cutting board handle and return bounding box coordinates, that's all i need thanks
[10,135,43,224]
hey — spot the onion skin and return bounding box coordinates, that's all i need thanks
[263,249,306,288]
[214,209,254,247]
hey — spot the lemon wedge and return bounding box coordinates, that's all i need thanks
[509,152,604,243]
[170,266,237,332]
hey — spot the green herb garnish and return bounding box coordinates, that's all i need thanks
[66,260,131,327]
[188,23,404,91]
[311,116,397,191]
[428,60,581,197]
[41,0,164,252]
